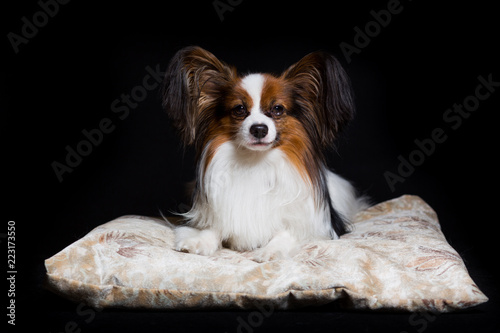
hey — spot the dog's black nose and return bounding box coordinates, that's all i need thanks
[250,124,268,139]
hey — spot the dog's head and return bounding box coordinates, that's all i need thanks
[162,46,354,157]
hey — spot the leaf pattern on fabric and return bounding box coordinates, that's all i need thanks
[406,246,462,276]
[300,245,333,268]
[99,231,150,258]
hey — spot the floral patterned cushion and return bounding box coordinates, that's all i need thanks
[44,195,488,312]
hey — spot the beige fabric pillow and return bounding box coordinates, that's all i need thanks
[44,195,487,312]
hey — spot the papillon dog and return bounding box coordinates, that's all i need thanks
[162,46,368,262]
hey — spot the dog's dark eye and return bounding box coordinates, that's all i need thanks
[271,105,285,117]
[232,105,248,118]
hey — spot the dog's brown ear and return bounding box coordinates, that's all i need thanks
[281,51,354,149]
[162,46,237,146]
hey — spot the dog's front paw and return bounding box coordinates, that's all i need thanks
[174,227,220,256]
[246,247,286,263]
[244,231,299,262]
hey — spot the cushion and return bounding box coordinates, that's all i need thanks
[44,195,488,312]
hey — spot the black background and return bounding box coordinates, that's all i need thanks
[4,0,499,332]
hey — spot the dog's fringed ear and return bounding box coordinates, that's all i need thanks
[281,51,354,149]
[162,46,237,146]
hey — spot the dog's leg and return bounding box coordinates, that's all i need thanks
[247,230,299,262]
[174,226,220,256]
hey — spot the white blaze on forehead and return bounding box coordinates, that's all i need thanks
[240,73,265,113]
[238,73,277,149]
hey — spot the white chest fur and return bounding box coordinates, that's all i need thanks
[185,141,333,251]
